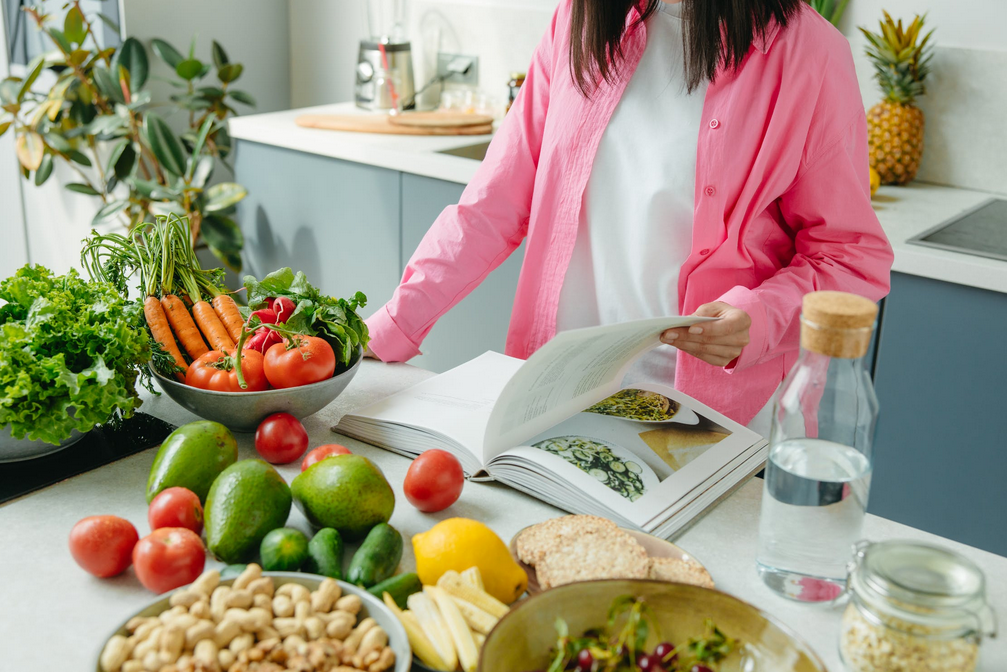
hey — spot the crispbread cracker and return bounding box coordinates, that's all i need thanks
[535,528,650,589]
[648,557,715,589]
[515,515,618,565]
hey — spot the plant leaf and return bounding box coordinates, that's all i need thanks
[113,37,148,91]
[217,63,243,84]
[48,28,73,54]
[97,13,121,35]
[69,48,90,66]
[211,40,229,68]
[114,144,137,179]
[188,115,214,165]
[18,56,45,102]
[92,67,124,104]
[228,89,256,106]
[202,214,244,252]
[175,59,203,81]
[151,38,183,69]
[34,153,53,186]
[143,112,186,176]
[15,131,44,170]
[0,120,11,138]
[92,199,129,226]
[197,86,225,99]
[105,137,129,175]
[191,155,213,188]
[66,182,100,195]
[88,114,126,136]
[68,150,92,167]
[64,5,87,45]
[204,182,247,213]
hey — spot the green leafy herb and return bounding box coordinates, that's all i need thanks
[0,265,151,444]
[243,268,370,368]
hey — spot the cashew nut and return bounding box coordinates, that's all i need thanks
[191,570,220,597]
[100,634,132,672]
[324,611,355,639]
[311,578,341,613]
[272,594,294,618]
[232,563,262,591]
[335,594,362,615]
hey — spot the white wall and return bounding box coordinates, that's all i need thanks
[836,0,1006,53]
[289,0,369,108]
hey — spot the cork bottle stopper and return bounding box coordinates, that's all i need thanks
[801,291,878,358]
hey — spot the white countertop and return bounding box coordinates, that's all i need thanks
[230,103,1007,295]
[2,361,1005,670]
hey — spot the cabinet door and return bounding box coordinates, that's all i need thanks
[870,272,1007,555]
[234,141,401,319]
[400,174,526,372]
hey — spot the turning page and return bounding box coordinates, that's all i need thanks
[482,316,714,457]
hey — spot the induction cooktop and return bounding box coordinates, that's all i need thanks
[908,198,1007,262]
[0,412,175,505]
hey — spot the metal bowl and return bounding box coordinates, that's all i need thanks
[151,348,362,432]
[95,572,411,672]
[479,579,827,672]
[0,426,87,463]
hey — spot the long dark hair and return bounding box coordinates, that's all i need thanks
[570,0,803,94]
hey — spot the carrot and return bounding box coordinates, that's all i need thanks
[161,294,209,360]
[193,300,236,352]
[212,294,245,343]
[144,296,187,381]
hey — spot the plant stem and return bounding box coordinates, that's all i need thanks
[87,135,108,192]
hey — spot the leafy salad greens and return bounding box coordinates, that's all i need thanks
[0,265,151,445]
[243,268,370,368]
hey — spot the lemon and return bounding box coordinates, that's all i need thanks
[869,167,881,197]
[412,518,527,603]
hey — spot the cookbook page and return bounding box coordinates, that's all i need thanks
[482,316,713,457]
[489,382,765,527]
[339,352,523,464]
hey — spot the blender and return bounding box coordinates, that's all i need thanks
[355,0,416,111]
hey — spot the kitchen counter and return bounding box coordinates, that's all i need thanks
[2,361,1005,670]
[230,103,1007,295]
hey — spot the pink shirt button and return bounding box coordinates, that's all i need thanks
[709,119,720,129]
[705,186,716,197]
[700,249,711,256]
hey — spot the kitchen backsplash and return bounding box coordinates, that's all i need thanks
[851,42,1007,195]
[407,0,555,110]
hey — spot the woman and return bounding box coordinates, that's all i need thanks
[365,0,893,433]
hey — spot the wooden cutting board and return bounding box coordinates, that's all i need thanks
[295,113,493,136]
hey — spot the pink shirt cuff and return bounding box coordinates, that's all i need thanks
[365,305,422,362]
[717,285,767,373]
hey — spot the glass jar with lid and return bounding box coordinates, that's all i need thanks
[841,540,998,672]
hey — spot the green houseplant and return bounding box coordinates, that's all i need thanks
[806,0,850,26]
[0,2,254,271]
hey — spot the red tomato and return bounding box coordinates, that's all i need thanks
[263,336,336,389]
[148,487,204,535]
[68,515,139,578]
[185,349,268,392]
[403,449,465,513]
[301,444,352,471]
[255,412,309,464]
[133,527,206,594]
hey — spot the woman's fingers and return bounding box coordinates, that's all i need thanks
[672,340,742,367]
[661,327,749,347]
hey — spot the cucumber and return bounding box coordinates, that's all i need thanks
[346,523,403,588]
[367,573,422,608]
[303,528,344,579]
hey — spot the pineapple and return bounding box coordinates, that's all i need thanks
[860,12,935,185]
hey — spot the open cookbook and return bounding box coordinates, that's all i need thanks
[335,317,769,538]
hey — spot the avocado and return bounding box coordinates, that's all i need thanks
[291,454,395,541]
[146,421,238,504]
[204,459,292,563]
[303,528,344,579]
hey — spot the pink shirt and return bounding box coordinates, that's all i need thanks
[367,1,894,425]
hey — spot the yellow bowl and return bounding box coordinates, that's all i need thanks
[479,579,826,672]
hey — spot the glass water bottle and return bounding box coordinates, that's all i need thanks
[756,291,880,603]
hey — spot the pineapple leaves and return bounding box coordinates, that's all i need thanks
[860,12,935,105]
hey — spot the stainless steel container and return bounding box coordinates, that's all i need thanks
[355,39,415,111]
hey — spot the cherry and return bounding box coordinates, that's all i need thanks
[577,650,594,669]
[654,642,676,660]
[638,654,667,672]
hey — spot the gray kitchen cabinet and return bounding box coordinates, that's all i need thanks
[400,174,525,373]
[234,141,402,319]
[870,272,1007,556]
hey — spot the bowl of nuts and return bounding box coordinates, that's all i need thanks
[95,565,411,672]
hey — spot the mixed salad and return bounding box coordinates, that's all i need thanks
[542,595,738,672]
[586,390,680,422]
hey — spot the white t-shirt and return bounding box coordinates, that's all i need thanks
[554,3,774,435]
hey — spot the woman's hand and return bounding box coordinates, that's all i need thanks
[661,302,751,367]
[363,345,379,360]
